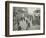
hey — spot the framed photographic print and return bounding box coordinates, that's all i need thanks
[5,1,45,37]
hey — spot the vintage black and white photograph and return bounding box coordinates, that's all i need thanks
[13,7,40,31]
[5,1,45,37]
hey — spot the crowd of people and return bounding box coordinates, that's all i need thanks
[13,7,40,31]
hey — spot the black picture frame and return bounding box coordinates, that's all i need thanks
[5,1,45,37]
